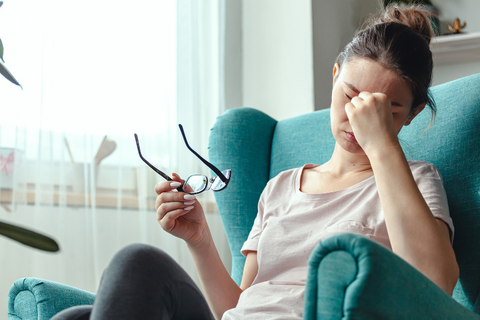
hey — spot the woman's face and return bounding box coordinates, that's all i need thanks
[330,58,422,155]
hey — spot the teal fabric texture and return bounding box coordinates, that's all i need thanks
[270,108,335,178]
[208,107,277,285]
[8,278,95,319]
[398,74,480,313]
[7,73,480,319]
[304,233,479,320]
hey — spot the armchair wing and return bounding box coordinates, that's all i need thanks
[209,107,277,284]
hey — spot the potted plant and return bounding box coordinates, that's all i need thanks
[384,0,441,35]
[0,1,59,252]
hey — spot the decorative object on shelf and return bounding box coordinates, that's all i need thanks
[448,18,467,34]
[383,0,441,36]
[0,1,21,87]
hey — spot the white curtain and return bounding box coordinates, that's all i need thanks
[0,0,230,314]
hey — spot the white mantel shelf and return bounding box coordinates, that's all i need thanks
[431,31,480,65]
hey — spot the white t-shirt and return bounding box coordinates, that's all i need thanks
[221,161,454,320]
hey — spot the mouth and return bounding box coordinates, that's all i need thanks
[345,131,357,143]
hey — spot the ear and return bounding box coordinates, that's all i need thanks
[332,63,340,84]
[405,103,426,126]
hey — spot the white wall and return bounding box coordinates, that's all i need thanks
[433,59,480,86]
[224,0,243,110]
[311,0,381,110]
[242,0,314,121]
[239,0,479,119]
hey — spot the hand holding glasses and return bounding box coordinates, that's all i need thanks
[134,125,231,195]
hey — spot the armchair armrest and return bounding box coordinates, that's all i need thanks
[304,233,479,320]
[8,277,95,320]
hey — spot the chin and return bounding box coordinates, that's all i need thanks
[338,139,366,155]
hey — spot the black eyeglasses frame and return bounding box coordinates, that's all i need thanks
[134,124,231,194]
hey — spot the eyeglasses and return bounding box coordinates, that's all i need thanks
[134,125,231,195]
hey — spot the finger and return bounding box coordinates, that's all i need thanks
[372,92,390,107]
[350,95,363,107]
[155,192,197,210]
[183,183,195,193]
[159,208,193,233]
[345,101,355,118]
[155,180,182,195]
[171,173,187,192]
[156,201,195,221]
[358,91,372,99]
[172,173,185,184]
[371,92,387,101]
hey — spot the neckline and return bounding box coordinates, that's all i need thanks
[294,164,376,200]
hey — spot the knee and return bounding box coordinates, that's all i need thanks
[51,305,92,320]
[110,243,174,273]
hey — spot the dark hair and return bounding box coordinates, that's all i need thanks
[336,5,436,121]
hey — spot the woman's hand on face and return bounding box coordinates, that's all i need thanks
[344,91,399,156]
[155,174,208,246]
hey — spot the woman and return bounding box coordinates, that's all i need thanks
[53,4,459,320]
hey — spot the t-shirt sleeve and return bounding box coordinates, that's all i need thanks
[412,162,454,243]
[240,185,268,256]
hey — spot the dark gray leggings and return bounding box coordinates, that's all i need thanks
[51,244,215,320]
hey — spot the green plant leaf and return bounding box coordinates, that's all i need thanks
[0,58,22,87]
[0,38,4,61]
[0,221,60,252]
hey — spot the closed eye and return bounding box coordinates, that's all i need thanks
[345,93,352,100]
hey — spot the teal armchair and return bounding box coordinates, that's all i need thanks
[8,73,480,319]
[209,73,480,319]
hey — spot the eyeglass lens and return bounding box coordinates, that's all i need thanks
[209,170,231,191]
[184,170,231,195]
[184,175,208,194]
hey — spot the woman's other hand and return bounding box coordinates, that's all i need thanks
[155,174,208,246]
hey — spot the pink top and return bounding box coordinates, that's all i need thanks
[221,161,453,320]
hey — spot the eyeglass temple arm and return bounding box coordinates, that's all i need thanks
[134,133,175,182]
[178,125,228,183]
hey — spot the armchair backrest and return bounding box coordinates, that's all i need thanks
[208,73,480,312]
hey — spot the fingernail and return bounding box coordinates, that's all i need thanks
[172,173,180,178]
[170,182,182,188]
[184,194,196,200]
[184,206,194,211]
[184,200,195,206]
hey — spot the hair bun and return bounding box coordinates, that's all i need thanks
[375,5,434,45]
